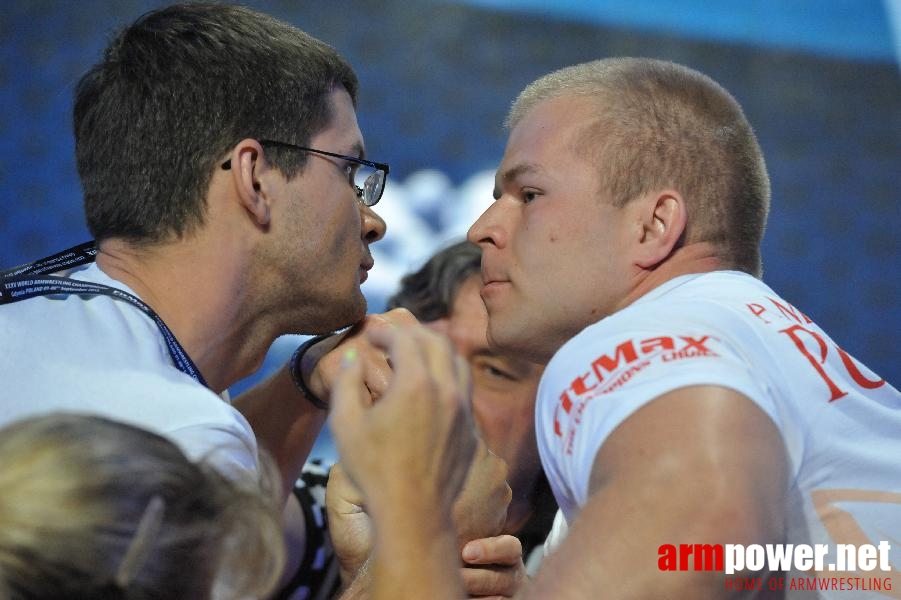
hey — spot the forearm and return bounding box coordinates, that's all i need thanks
[337,558,371,600]
[522,494,727,600]
[369,489,464,600]
[525,386,787,599]
[232,361,328,502]
[328,325,476,600]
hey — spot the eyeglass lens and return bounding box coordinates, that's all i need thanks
[356,168,385,206]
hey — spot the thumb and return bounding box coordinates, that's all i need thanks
[327,462,366,509]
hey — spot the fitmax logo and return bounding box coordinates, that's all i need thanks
[554,335,718,437]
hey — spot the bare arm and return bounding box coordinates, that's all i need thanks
[523,385,788,599]
[232,365,325,594]
[232,309,417,501]
[330,325,476,600]
[232,360,328,503]
[233,310,417,592]
[329,447,520,599]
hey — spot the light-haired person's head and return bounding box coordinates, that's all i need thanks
[0,413,284,600]
[75,2,358,245]
[508,57,770,276]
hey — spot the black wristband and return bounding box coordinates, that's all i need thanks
[289,335,331,410]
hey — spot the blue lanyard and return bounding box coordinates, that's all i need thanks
[1,242,209,388]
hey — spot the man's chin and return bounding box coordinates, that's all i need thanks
[331,296,368,330]
[485,323,517,355]
[487,322,549,364]
[290,295,367,336]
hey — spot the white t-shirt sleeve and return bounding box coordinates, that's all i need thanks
[542,509,569,558]
[169,420,260,478]
[537,323,780,517]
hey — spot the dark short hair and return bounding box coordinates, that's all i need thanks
[387,240,482,322]
[74,3,359,244]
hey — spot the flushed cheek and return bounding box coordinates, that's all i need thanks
[473,394,519,427]
[333,210,362,261]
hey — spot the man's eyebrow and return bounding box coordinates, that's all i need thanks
[473,347,500,359]
[493,163,543,199]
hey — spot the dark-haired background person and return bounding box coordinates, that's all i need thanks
[387,240,555,570]
[0,412,285,600]
[325,57,901,599]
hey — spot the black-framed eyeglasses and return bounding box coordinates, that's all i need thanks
[221,139,390,207]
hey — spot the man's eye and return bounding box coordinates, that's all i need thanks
[480,362,516,381]
[522,190,539,203]
[489,366,511,379]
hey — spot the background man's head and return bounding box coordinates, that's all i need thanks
[388,241,545,507]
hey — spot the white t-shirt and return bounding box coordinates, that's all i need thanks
[0,263,258,476]
[537,271,900,591]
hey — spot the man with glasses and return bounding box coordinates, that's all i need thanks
[0,3,512,595]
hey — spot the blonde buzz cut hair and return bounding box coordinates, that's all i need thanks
[508,58,770,277]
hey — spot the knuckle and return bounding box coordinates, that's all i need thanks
[386,306,417,324]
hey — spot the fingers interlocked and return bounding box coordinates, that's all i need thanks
[329,324,477,517]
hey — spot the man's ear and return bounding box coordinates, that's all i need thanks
[227,138,271,227]
[635,190,686,269]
